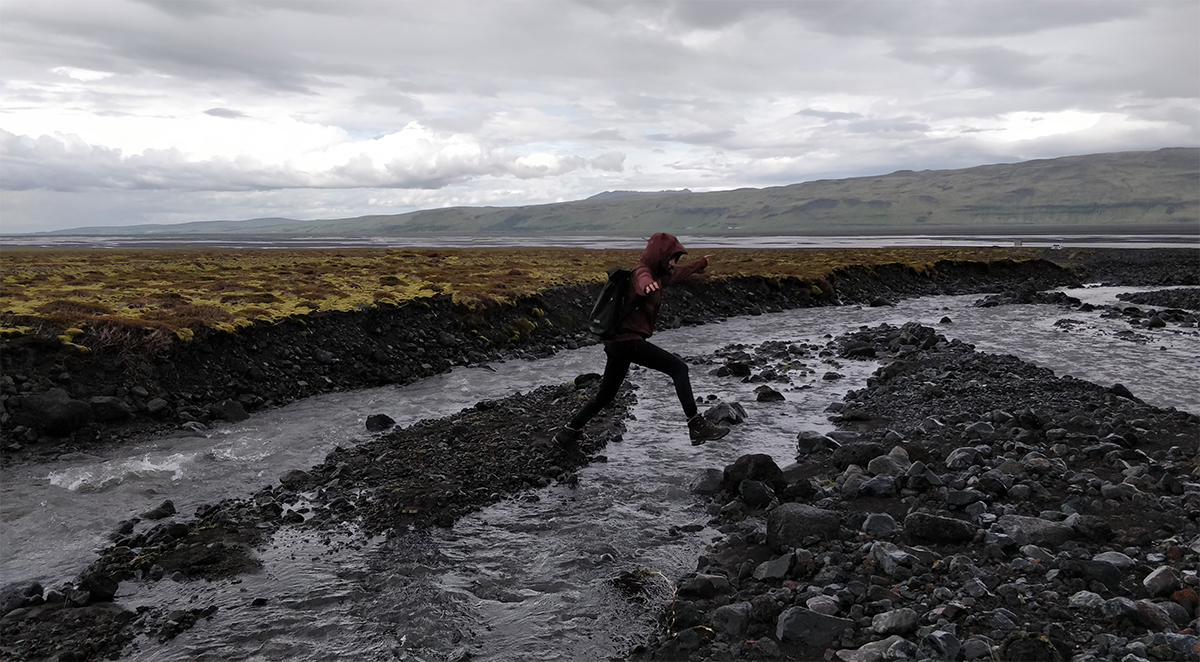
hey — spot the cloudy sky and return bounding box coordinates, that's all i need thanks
[1,0,1197,233]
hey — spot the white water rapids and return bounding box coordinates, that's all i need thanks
[1,285,1197,660]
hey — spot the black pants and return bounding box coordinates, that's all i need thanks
[569,339,697,429]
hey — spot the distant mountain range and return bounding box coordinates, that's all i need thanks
[37,148,1200,236]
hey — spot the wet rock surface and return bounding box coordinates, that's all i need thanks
[638,323,1200,661]
[1117,287,1200,312]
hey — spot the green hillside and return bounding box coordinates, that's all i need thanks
[44,148,1200,236]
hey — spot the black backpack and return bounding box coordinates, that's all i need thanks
[588,267,637,339]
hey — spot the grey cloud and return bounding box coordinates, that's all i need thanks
[0,129,613,193]
[613,94,677,112]
[665,1,760,29]
[2,2,344,94]
[204,108,247,119]
[510,156,587,180]
[133,0,356,20]
[646,130,736,145]
[131,0,251,19]
[590,152,626,172]
[844,117,926,134]
[584,129,626,141]
[354,87,425,115]
[796,108,862,121]
[778,0,1148,38]
[893,45,1045,88]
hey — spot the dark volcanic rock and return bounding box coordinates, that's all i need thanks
[776,606,854,647]
[703,401,747,425]
[722,454,786,493]
[17,388,94,435]
[364,413,395,431]
[903,511,978,543]
[209,398,249,423]
[766,503,841,549]
[755,386,785,402]
[88,396,134,422]
[832,442,888,470]
[139,500,176,520]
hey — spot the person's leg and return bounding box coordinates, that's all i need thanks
[566,341,634,430]
[626,339,729,443]
[625,339,698,418]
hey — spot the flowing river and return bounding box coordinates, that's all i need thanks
[1,285,1197,660]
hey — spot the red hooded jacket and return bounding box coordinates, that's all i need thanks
[610,233,708,342]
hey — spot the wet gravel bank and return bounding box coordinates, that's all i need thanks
[639,322,1200,662]
[1117,288,1200,312]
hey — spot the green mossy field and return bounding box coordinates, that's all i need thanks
[1,246,1042,346]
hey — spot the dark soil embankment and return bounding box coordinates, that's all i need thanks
[3,248,1193,460]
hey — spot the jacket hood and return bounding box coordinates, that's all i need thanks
[639,232,687,276]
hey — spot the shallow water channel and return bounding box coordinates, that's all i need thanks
[2,286,1197,660]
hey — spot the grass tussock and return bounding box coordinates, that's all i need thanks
[1,245,1043,349]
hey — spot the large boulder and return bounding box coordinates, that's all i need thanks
[796,430,836,454]
[0,583,42,618]
[767,503,841,549]
[209,399,249,423]
[365,414,396,432]
[996,514,1076,547]
[723,454,785,493]
[19,388,94,435]
[904,512,977,543]
[140,500,176,520]
[832,442,887,470]
[710,602,752,637]
[690,469,724,495]
[88,396,134,422]
[678,574,733,599]
[739,480,776,509]
[77,570,119,603]
[872,607,920,635]
[776,607,854,647]
[704,401,747,425]
[279,469,312,489]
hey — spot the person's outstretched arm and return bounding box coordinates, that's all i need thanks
[662,255,710,287]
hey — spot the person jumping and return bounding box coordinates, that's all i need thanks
[554,232,730,451]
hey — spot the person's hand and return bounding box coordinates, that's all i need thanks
[644,280,661,295]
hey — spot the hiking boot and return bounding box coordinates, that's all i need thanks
[553,425,583,453]
[688,415,729,445]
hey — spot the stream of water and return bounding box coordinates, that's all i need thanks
[1,286,1197,660]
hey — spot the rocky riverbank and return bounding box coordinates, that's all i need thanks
[638,319,1200,661]
[1,247,1197,661]
[3,248,1194,461]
